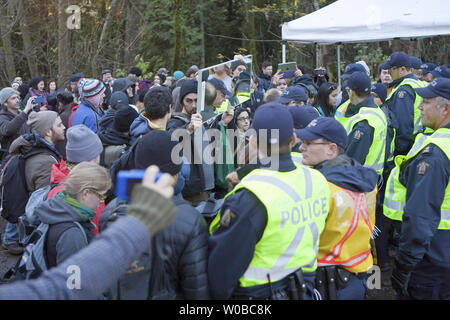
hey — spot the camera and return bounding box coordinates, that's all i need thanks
[314,68,327,76]
[116,170,162,201]
[34,96,43,104]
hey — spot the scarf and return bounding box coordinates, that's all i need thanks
[58,191,97,227]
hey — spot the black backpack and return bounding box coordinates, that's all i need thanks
[0,150,47,224]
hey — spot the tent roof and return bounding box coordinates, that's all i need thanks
[282,0,450,44]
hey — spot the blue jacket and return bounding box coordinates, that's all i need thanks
[344,96,376,166]
[386,74,419,156]
[130,114,154,138]
[71,100,103,133]
[208,153,295,299]
[398,123,450,269]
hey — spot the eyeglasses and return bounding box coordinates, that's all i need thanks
[237,116,250,122]
[301,140,331,147]
[88,189,107,201]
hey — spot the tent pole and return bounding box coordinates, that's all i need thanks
[337,44,341,87]
[282,41,286,63]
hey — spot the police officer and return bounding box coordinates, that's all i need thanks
[208,103,330,300]
[382,52,427,156]
[388,78,450,299]
[335,72,388,175]
[335,63,367,112]
[297,117,378,299]
[420,62,437,83]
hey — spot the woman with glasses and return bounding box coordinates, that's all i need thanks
[312,82,340,117]
[35,162,111,269]
[232,107,252,167]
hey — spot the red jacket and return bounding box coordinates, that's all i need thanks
[47,159,105,236]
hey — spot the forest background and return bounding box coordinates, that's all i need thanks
[0,0,448,86]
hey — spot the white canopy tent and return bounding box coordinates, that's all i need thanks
[281,0,450,81]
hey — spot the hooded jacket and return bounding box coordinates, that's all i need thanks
[71,100,103,133]
[100,196,210,300]
[315,155,378,273]
[9,131,62,193]
[98,109,116,131]
[0,109,31,154]
[35,194,95,266]
[46,160,105,236]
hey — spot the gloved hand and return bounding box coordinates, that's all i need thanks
[129,166,177,236]
[391,259,413,298]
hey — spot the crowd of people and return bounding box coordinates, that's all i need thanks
[0,51,448,300]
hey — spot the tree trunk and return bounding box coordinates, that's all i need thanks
[172,0,182,72]
[124,0,140,68]
[92,0,121,75]
[199,0,205,68]
[0,0,17,81]
[57,0,70,86]
[17,0,38,77]
[246,0,257,69]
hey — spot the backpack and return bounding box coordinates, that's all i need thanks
[0,150,48,224]
[5,221,87,281]
[109,136,140,186]
[17,183,59,245]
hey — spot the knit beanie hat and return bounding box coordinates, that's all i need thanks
[26,111,58,137]
[0,87,18,106]
[179,79,198,104]
[114,106,139,132]
[134,130,182,175]
[66,124,103,163]
[80,78,105,99]
[173,71,184,81]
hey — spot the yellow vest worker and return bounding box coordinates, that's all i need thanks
[335,72,388,175]
[208,103,330,300]
[389,78,450,300]
[297,116,378,300]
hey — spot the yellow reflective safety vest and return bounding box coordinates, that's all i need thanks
[334,99,350,118]
[383,128,450,230]
[210,165,330,287]
[385,77,427,135]
[318,182,377,273]
[335,106,387,174]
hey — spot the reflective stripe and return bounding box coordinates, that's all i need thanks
[360,109,387,125]
[245,175,302,202]
[242,225,306,281]
[407,134,428,156]
[432,133,450,140]
[442,210,450,221]
[303,167,313,199]
[385,197,405,212]
[324,193,362,262]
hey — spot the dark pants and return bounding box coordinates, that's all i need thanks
[336,273,367,300]
[404,257,450,300]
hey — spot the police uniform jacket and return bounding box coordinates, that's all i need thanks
[343,96,376,165]
[397,123,450,269]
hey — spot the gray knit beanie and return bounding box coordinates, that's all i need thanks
[66,124,103,163]
[26,111,58,137]
[0,87,18,106]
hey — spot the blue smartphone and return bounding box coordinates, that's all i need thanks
[34,96,43,104]
[116,170,162,201]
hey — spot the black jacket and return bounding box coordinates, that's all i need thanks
[0,109,31,156]
[101,196,210,300]
[167,113,206,197]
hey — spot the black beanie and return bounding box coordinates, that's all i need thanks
[113,106,139,132]
[134,131,182,175]
[128,66,142,77]
[179,79,198,104]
